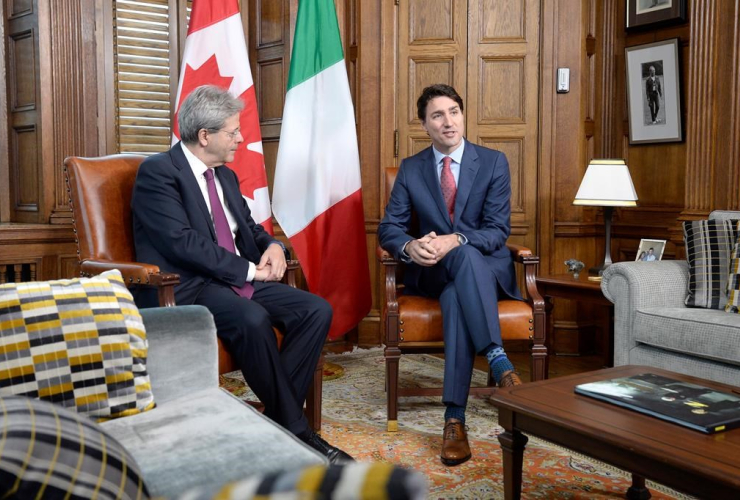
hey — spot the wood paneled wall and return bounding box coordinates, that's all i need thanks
[2,0,740,346]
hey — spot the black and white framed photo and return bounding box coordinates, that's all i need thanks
[626,38,682,144]
[626,0,686,30]
[635,239,666,262]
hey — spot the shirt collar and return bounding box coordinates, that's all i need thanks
[432,140,465,166]
[180,142,211,178]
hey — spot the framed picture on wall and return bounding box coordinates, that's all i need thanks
[635,239,666,262]
[626,38,683,144]
[626,0,686,30]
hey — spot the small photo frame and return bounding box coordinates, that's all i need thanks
[626,38,683,144]
[626,0,686,30]
[636,239,666,262]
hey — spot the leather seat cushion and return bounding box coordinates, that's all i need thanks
[397,294,533,342]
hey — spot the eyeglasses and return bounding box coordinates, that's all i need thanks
[209,128,241,139]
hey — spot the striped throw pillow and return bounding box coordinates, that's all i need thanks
[0,395,150,500]
[726,223,740,314]
[0,270,155,420]
[176,462,427,500]
[684,219,739,309]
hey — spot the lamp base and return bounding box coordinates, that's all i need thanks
[588,263,610,276]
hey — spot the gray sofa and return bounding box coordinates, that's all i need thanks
[601,211,740,386]
[100,305,327,498]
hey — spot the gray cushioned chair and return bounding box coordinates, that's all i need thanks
[100,305,327,498]
[601,211,740,385]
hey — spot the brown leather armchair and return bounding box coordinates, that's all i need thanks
[378,167,547,431]
[64,154,322,430]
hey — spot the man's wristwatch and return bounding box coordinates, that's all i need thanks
[456,233,465,246]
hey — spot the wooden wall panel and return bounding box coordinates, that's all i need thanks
[479,0,524,40]
[9,32,34,109]
[468,0,539,251]
[11,126,38,210]
[408,0,454,43]
[9,0,33,17]
[478,58,524,122]
[6,5,40,224]
[396,0,466,161]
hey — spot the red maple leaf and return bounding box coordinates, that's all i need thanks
[172,54,234,139]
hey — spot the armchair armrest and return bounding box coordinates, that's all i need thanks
[601,260,690,365]
[80,260,180,307]
[284,259,300,288]
[140,305,218,404]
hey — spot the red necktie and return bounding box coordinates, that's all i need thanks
[204,169,254,299]
[440,156,456,221]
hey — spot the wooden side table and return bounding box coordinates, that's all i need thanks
[535,273,614,367]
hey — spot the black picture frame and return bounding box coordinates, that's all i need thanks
[625,38,683,144]
[626,0,686,30]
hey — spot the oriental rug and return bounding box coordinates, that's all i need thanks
[220,349,693,499]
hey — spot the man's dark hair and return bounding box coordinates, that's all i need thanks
[417,84,464,122]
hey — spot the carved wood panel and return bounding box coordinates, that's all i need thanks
[397,0,466,160]
[468,0,539,250]
[6,4,39,223]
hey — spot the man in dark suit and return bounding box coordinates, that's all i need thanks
[378,83,522,466]
[131,85,351,463]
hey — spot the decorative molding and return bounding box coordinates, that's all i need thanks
[728,0,740,210]
[599,0,618,157]
[50,0,85,219]
[0,223,75,243]
[684,0,719,211]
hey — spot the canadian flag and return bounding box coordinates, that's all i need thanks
[172,0,272,234]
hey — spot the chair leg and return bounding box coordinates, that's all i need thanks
[306,353,324,433]
[385,346,400,431]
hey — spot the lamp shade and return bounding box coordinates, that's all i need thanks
[573,159,638,207]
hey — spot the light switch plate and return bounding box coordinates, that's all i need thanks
[557,68,570,93]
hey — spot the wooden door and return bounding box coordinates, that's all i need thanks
[395,0,540,254]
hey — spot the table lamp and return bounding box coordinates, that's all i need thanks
[573,159,638,276]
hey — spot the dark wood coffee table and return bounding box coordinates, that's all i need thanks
[490,365,740,499]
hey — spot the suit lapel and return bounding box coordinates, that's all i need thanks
[420,147,453,229]
[453,140,479,226]
[171,143,216,240]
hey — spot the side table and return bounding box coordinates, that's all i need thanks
[535,273,614,367]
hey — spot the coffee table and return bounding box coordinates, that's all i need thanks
[490,365,740,499]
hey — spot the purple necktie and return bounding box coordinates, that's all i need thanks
[204,169,254,299]
[440,156,456,221]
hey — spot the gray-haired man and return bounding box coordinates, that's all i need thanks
[132,85,352,463]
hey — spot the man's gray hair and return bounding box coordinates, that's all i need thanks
[178,85,244,144]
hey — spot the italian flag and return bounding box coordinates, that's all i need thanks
[273,0,371,339]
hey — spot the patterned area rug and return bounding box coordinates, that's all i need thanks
[221,349,694,499]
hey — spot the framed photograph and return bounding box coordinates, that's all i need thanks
[636,239,666,262]
[626,0,686,30]
[626,38,683,144]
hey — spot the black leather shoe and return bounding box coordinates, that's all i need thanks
[302,431,354,464]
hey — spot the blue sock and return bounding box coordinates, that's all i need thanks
[444,405,466,424]
[485,345,515,384]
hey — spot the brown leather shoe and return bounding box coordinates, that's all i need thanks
[498,369,522,388]
[440,419,472,466]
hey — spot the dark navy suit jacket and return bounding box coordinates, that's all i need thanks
[131,143,278,307]
[378,140,520,300]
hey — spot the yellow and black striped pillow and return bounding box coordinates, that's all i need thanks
[0,270,155,420]
[726,222,740,314]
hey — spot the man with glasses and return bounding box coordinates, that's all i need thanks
[132,85,352,463]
